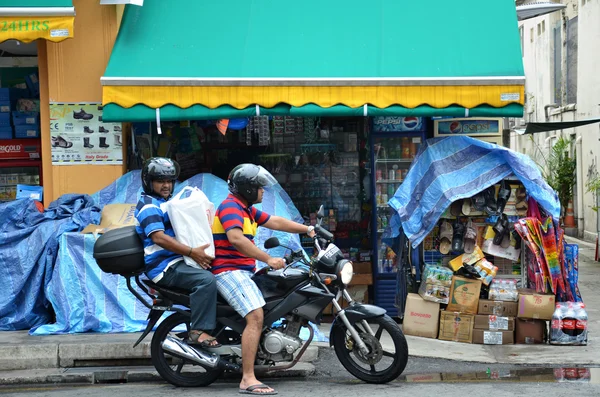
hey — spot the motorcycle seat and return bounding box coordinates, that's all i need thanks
[142,279,229,304]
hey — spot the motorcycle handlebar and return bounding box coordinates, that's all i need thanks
[314,225,334,241]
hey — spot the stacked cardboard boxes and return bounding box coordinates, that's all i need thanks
[514,289,555,344]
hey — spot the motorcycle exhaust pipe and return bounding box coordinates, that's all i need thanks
[161,336,240,373]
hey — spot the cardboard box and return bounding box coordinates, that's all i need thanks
[323,285,368,315]
[448,246,485,272]
[438,311,474,343]
[81,204,137,234]
[353,261,372,274]
[515,318,547,344]
[474,315,515,331]
[472,329,514,345]
[349,273,373,286]
[517,289,556,320]
[478,299,519,317]
[446,276,482,314]
[403,293,441,339]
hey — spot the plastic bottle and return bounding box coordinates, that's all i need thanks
[551,303,565,344]
[575,303,588,345]
[562,303,577,344]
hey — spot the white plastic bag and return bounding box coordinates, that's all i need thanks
[167,186,215,268]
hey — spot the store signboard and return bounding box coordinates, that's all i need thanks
[0,139,41,160]
[434,118,503,137]
[372,117,426,133]
[50,103,123,165]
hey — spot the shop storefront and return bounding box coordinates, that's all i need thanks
[0,1,75,203]
[0,1,128,206]
[96,0,526,317]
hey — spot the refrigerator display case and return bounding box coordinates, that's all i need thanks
[369,117,426,316]
[0,138,42,202]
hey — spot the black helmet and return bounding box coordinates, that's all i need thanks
[228,163,276,204]
[141,157,180,195]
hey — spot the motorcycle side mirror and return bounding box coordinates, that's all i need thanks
[317,205,325,219]
[264,237,280,249]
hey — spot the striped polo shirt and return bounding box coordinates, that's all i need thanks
[211,194,271,274]
[135,193,181,282]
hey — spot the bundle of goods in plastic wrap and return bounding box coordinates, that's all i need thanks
[550,302,588,345]
[488,279,519,302]
[418,265,453,304]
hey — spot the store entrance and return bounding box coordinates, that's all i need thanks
[0,39,42,203]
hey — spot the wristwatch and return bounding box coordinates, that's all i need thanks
[307,226,315,235]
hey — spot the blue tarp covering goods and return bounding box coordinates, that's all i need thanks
[388,136,561,247]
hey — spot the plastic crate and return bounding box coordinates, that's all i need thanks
[0,112,10,125]
[0,126,13,139]
[12,111,39,126]
[14,125,39,138]
[25,73,40,97]
[0,88,28,102]
[0,101,11,113]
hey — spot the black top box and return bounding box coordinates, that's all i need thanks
[93,226,145,276]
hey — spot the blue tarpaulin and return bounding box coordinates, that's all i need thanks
[388,136,560,248]
[32,171,327,342]
[0,195,100,331]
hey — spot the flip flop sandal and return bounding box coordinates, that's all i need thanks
[492,214,508,246]
[239,383,278,395]
[484,186,498,215]
[462,199,472,216]
[452,221,465,253]
[496,180,512,215]
[463,219,478,254]
[472,191,486,211]
[501,221,513,248]
[439,221,453,255]
[450,200,463,217]
[188,330,222,348]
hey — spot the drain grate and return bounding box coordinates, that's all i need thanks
[92,370,129,384]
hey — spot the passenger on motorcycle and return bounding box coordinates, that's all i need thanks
[212,163,316,395]
[135,157,220,348]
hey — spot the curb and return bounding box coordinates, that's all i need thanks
[0,363,316,386]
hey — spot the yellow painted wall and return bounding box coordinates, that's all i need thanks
[40,0,125,207]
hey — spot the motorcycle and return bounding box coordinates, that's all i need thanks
[93,205,408,387]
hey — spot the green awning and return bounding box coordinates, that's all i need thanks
[0,1,75,43]
[102,0,524,121]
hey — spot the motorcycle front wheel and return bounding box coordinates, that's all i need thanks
[151,312,223,387]
[331,314,408,384]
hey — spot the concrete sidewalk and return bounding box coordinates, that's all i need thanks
[0,237,597,385]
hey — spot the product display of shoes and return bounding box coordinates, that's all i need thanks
[83,137,94,149]
[99,137,110,148]
[99,126,109,133]
[51,135,73,148]
[73,109,94,120]
[83,126,94,134]
[114,134,122,146]
[113,125,122,132]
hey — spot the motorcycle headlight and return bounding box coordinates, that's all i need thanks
[339,261,354,285]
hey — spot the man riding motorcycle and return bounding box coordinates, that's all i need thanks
[211,163,316,395]
[135,157,219,348]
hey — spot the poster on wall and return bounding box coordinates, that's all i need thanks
[50,103,123,165]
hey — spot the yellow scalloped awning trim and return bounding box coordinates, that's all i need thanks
[0,16,74,43]
[103,84,525,110]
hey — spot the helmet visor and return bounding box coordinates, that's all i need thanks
[254,166,277,188]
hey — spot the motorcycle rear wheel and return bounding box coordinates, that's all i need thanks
[332,314,408,384]
[151,312,223,387]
